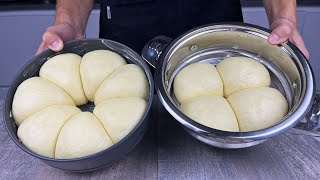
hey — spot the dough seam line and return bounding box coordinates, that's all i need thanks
[53,112,79,158]
[92,112,115,145]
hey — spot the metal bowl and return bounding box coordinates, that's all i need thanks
[142,23,315,148]
[4,39,154,171]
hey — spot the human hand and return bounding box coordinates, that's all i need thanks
[268,18,309,59]
[36,23,83,55]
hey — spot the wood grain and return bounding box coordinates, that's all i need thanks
[0,89,320,180]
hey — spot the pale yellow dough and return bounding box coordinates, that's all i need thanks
[17,105,81,158]
[40,53,87,106]
[94,64,149,105]
[55,112,113,159]
[80,50,127,102]
[217,57,271,97]
[173,62,223,103]
[180,96,239,132]
[13,50,151,159]
[227,87,288,132]
[93,97,147,143]
[12,77,75,126]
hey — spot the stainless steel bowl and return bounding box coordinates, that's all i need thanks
[142,23,316,148]
[4,39,154,171]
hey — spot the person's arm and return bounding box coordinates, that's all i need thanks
[263,0,309,59]
[36,0,94,55]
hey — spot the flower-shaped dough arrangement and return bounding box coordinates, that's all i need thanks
[174,57,288,132]
[12,50,149,159]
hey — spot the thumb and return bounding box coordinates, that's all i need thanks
[268,23,292,45]
[42,31,64,52]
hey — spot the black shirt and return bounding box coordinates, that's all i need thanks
[99,0,243,53]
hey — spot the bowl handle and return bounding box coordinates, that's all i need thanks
[141,35,172,68]
[295,90,320,133]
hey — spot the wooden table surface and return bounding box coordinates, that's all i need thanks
[0,89,320,180]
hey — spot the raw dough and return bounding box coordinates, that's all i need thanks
[93,97,147,143]
[217,57,271,97]
[12,77,75,126]
[40,53,87,106]
[94,64,149,105]
[17,105,80,158]
[227,87,288,132]
[180,96,239,132]
[174,62,223,103]
[80,50,127,102]
[55,112,113,159]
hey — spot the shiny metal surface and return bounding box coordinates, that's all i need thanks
[4,39,154,171]
[142,36,172,68]
[296,90,320,132]
[143,23,315,148]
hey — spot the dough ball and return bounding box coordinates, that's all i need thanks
[40,53,87,106]
[180,96,239,132]
[174,62,223,103]
[17,105,80,158]
[12,77,75,126]
[217,57,271,97]
[55,112,113,159]
[93,97,147,143]
[94,64,149,105]
[80,50,127,102]
[227,87,288,132]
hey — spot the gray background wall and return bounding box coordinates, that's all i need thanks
[0,6,319,89]
[0,10,99,86]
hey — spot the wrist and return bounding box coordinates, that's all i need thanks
[55,10,85,36]
[270,16,297,29]
[263,0,297,28]
[270,18,296,31]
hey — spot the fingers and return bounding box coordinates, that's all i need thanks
[42,31,64,52]
[268,19,309,59]
[291,32,310,59]
[35,41,48,55]
[35,28,64,55]
[268,23,292,45]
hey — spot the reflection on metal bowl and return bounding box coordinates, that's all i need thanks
[142,23,316,149]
